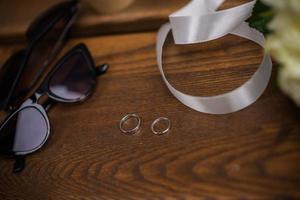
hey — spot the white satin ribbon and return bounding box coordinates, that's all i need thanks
[156,0,272,114]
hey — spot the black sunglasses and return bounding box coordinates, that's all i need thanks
[0,0,80,111]
[0,43,109,173]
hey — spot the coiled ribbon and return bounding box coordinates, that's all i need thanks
[156,0,272,114]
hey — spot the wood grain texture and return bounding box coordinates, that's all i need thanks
[0,0,189,42]
[0,0,250,42]
[0,30,300,199]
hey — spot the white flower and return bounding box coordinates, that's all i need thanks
[278,65,300,107]
[262,0,300,106]
[263,0,300,15]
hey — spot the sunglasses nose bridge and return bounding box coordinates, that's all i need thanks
[20,91,46,108]
[35,92,43,99]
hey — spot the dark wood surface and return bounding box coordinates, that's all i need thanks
[0,0,250,42]
[0,28,300,199]
[0,0,189,42]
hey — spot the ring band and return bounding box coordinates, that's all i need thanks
[119,114,141,134]
[151,117,171,135]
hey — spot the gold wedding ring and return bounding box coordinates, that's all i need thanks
[151,117,171,135]
[119,114,141,134]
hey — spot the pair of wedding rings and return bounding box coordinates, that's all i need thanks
[119,114,171,135]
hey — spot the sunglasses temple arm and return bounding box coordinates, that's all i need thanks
[13,155,26,173]
[95,63,109,76]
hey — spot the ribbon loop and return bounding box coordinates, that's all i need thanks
[170,0,256,44]
[156,0,272,114]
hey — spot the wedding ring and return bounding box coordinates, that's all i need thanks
[151,117,171,135]
[119,114,141,134]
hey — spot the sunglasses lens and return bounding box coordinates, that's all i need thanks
[0,106,48,155]
[8,5,78,109]
[49,51,96,101]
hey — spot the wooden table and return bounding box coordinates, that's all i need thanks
[0,0,189,42]
[1,29,300,200]
[0,1,300,199]
[0,0,250,42]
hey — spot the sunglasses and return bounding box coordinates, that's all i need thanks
[0,43,109,173]
[0,0,80,111]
